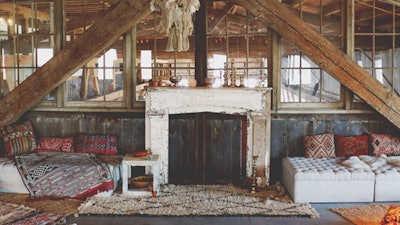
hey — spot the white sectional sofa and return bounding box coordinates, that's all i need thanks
[282,155,400,203]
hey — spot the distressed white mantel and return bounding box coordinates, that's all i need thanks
[145,87,272,186]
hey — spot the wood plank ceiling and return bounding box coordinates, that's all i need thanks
[0,0,399,129]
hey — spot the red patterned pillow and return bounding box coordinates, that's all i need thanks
[335,134,369,157]
[36,137,74,153]
[75,133,118,155]
[303,133,335,158]
[369,133,400,156]
[0,120,37,157]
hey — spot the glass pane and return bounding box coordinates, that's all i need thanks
[249,35,267,59]
[321,0,342,35]
[354,36,373,68]
[394,69,400,96]
[299,69,320,102]
[248,14,267,34]
[321,71,340,102]
[375,1,394,33]
[355,0,373,33]
[227,5,246,35]
[281,68,300,102]
[207,1,227,35]
[228,36,246,62]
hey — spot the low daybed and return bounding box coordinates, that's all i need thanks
[0,120,122,199]
[282,132,400,203]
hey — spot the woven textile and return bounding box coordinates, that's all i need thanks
[303,133,335,158]
[75,133,118,155]
[335,134,369,157]
[0,201,66,225]
[369,133,400,156]
[0,120,37,157]
[15,152,114,199]
[36,137,74,153]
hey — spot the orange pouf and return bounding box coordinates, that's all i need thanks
[382,205,400,225]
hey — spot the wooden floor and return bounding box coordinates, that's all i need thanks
[67,202,369,225]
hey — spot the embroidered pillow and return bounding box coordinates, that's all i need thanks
[303,133,335,158]
[0,120,37,157]
[368,133,400,156]
[36,137,74,153]
[335,134,369,157]
[75,133,118,155]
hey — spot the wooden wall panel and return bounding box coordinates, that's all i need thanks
[25,111,400,184]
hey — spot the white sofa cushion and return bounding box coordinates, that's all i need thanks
[282,157,375,203]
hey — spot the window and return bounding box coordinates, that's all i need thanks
[354,0,400,100]
[279,0,342,106]
[64,1,124,105]
[135,12,196,101]
[206,2,268,88]
[0,1,54,99]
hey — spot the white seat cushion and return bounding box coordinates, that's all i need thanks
[282,157,375,203]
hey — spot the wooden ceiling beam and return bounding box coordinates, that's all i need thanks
[0,0,152,126]
[234,0,400,129]
[0,3,50,21]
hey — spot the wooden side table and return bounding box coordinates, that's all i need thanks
[122,154,160,196]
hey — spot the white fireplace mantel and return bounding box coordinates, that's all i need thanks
[145,87,272,186]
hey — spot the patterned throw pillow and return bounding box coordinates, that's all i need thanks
[0,120,37,157]
[75,133,118,155]
[335,134,369,157]
[36,137,75,153]
[369,133,400,156]
[303,133,335,158]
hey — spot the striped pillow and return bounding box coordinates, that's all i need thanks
[0,120,37,157]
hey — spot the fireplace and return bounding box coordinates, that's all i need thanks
[145,87,272,187]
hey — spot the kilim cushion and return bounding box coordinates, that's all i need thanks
[0,120,37,157]
[335,134,369,157]
[369,133,400,156]
[36,136,75,153]
[303,133,335,158]
[75,133,118,155]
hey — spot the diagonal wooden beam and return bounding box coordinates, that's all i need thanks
[234,0,400,129]
[0,0,152,126]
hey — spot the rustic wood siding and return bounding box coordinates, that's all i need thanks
[26,111,400,183]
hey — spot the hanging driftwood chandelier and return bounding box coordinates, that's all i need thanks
[151,0,200,52]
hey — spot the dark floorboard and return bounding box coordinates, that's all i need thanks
[67,202,366,225]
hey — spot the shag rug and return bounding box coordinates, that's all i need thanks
[0,201,66,225]
[78,184,319,217]
[331,204,400,225]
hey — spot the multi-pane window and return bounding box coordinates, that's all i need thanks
[135,12,196,101]
[206,2,268,88]
[64,1,124,103]
[354,0,400,99]
[279,0,342,105]
[0,1,54,99]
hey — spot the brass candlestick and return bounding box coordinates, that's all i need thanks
[251,155,258,194]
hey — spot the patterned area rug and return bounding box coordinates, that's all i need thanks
[0,201,66,225]
[331,204,400,225]
[78,184,319,217]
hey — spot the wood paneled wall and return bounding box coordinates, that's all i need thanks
[25,111,399,183]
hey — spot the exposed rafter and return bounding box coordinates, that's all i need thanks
[234,0,400,129]
[0,0,152,126]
